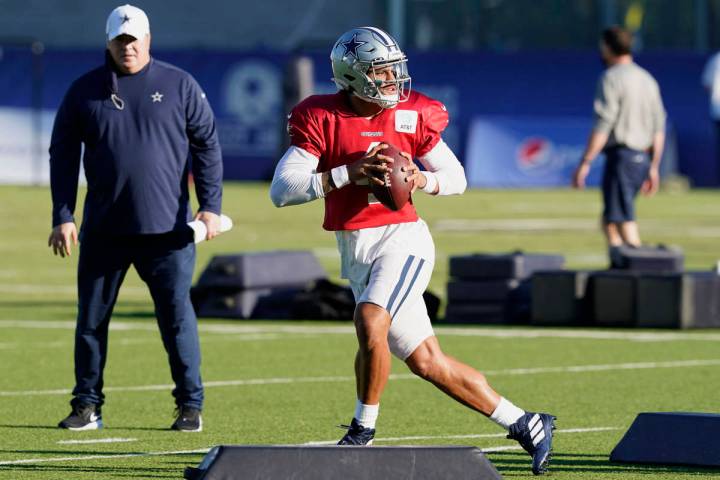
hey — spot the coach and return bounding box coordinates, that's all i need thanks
[573,26,666,267]
[48,4,223,432]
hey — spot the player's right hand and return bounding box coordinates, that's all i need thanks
[347,143,393,185]
[48,222,78,258]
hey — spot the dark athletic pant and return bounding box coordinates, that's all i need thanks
[71,232,203,410]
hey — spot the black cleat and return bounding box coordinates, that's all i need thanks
[171,406,203,432]
[337,418,375,445]
[58,403,103,431]
[507,412,556,475]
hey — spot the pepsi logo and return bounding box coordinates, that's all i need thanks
[516,137,553,171]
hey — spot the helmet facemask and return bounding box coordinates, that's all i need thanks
[354,57,411,109]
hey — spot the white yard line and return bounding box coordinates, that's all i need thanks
[0,426,617,466]
[305,426,620,445]
[0,448,209,466]
[433,218,720,237]
[481,445,524,452]
[2,320,720,342]
[57,438,137,445]
[2,359,718,397]
[435,218,597,232]
[0,334,288,350]
[0,284,148,296]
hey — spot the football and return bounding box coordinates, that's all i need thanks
[369,143,414,211]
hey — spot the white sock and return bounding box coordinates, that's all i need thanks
[489,397,525,430]
[354,399,379,429]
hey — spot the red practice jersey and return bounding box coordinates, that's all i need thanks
[288,90,449,231]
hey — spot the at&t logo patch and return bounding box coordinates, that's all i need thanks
[394,110,418,134]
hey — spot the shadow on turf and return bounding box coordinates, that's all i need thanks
[0,449,203,456]
[0,300,148,308]
[491,451,720,476]
[0,424,173,432]
[0,463,177,478]
[104,426,174,431]
[0,424,58,430]
[111,311,157,319]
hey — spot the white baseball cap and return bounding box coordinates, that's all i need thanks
[106,4,150,41]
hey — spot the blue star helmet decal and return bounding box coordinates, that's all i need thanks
[341,33,367,59]
[121,14,130,24]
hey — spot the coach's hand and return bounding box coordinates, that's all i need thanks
[48,222,78,258]
[572,162,590,189]
[641,166,660,196]
[196,211,221,241]
[348,143,393,185]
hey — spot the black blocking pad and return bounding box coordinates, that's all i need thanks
[185,445,504,480]
[531,270,592,325]
[449,252,565,280]
[196,251,327,289]
[614,245,684,273]
[610,412,720,467]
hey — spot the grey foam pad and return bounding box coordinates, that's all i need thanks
[185,445,504,480]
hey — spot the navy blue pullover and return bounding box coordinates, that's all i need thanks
[50,55,223,236]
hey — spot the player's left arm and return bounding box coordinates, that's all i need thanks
[403,140,467,195]
[402,98,466,195]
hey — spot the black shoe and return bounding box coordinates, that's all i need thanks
[337,418,375,445]
[507,412,556,475]
[58,403,103,431]
[171,406,202,432]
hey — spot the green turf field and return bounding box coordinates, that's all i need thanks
[0,183,719,479]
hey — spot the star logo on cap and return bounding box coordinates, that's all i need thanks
[341,34,367,59]
[151,91,163,103]
[121,14,131,24]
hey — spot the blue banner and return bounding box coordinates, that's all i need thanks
[465,115,677,188]
[466,116,604,188]
[0,47,713,185]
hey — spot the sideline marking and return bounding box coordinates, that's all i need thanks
[0,427,618,465]
[2,359,718,397]
[2,320,720,342]
[0,284,147,296]
[305,426,620,445]
[0,448,209,466]
[434,218,720,238]
[57,438,137,445]
[0,334,287,350]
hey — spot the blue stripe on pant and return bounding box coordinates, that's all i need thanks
[386,255,415,316]
[73,232,203,409]
[390,258,425,318]
[385,256,425,319]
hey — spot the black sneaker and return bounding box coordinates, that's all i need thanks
[507,412,556,475]
[337,418,375,445]
[171,406,202,432]
[58,403,103,431]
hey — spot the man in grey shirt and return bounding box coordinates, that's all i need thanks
[572,25,666,266]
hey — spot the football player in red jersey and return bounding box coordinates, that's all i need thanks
[271,27,556,475]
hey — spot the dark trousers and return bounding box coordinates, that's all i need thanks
[602,146,650,223]
[72,232,203,410]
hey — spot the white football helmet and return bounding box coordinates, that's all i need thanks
[330,27,411,109]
